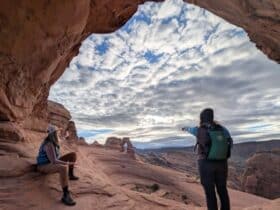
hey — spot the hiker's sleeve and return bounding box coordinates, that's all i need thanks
[45,143,67,165]
[44,143,57,164]
[183,126,198,137]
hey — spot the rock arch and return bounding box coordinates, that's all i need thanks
[0,0,279,141]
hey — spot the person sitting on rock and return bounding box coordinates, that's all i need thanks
[36,124,79,206]
[182,108,233,210]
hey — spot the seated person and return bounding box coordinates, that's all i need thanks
[36,125,79,206]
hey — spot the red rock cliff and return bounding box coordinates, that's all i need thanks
[0,1,279,145]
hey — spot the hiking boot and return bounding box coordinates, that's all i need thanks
[69,168,79,181]
[69,174,79,181]
[61,192,76,206]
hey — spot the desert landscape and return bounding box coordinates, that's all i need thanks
[137,140,280,198]
[1,0,280,210]
[0,101,279,210]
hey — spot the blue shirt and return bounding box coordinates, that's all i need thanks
[36,141,60,165]
[183,125,233,146]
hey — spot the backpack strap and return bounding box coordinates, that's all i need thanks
[193,142,198,153]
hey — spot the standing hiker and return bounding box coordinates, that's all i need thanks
[182,108,233,210]
[36,125,79,206]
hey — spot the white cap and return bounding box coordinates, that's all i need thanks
[47,124,57,134]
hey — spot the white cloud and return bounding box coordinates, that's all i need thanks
[50,0,280,148]
[156,0,183,19]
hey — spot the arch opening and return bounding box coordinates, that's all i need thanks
[49,0,280,149]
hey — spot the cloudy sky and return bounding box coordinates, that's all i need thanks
[49,0,280,149]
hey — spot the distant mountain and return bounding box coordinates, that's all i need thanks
[230,140,280,160]
[137,140,280,160]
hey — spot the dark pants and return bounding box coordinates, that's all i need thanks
[59,152,77,170]
[198,159,230,210]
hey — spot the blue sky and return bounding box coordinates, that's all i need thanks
[50,0,280,148]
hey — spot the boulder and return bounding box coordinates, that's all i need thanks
[242,150,280,199]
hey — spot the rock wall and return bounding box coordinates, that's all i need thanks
[242,150,280,199]
[47,100,79,142]
[187,0,280,62]
[0,0,279,145]
[47,100,71,131]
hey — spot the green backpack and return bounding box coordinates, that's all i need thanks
[207,129,229,160]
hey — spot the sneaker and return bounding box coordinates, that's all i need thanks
[61,192,76,206]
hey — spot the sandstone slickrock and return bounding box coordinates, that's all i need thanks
[0,122,24,142]
[0,140,272,210]
[0,155,32,178]
[244,198,280,210]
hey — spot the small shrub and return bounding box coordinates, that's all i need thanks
[182,194,187,200]
[150,183,160,192]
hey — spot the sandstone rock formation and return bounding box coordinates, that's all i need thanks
[92,140,103,147]
[105,137,136,158]
[188,0,280,62]
[48,100,71,132]
[66,120,79,142]
[105,137,124,150]
[0,0,279,150]
[0,100,79,179]
[121,137,136,158]
[0,140,272,210]
[77,137,88,146]
[47,100,79,143]
[0,1,279,209]
[242,150,280,199]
